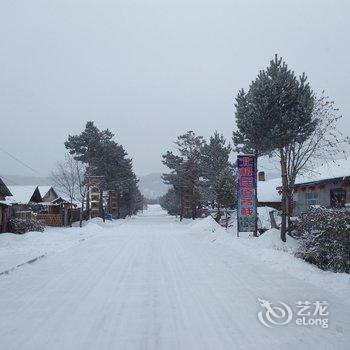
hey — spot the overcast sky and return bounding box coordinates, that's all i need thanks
[1,0,349,178]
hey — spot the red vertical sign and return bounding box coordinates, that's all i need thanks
[237,155,257,232]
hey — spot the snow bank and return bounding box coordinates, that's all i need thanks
[237,232,350,302]
[0,218,121,273]
[189,216,222,232]
[255,228,298,252]
[189,218,350,303]
[187,216,226,240]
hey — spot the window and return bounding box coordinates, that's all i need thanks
[306,192,319,206]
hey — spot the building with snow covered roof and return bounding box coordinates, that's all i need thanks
[293,158,350,214]
[7,186,43,205]
[257,172,281,210]
[5,185,43,220]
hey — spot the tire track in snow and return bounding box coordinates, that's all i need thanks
[0,254,47,276]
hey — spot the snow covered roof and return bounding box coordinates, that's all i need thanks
[257,178,281,203]
[6,186,42,204]
[38,186,53,198]
[295,158,350,185]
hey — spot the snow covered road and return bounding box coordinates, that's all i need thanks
[0,205,349,350]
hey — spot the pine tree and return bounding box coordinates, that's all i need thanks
[234,55,315,241]
[214,167,236,227]
[162,131,205,219]
[159,188,181,216]
[65,121,114,166]
[65,121,141,219]
[201,132,233,213]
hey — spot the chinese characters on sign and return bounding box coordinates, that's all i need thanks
[237,155,257,232]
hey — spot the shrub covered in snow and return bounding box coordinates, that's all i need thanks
[9,218,45,234]
[295,208,350,273]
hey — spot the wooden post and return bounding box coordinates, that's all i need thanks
[269,210,278,229]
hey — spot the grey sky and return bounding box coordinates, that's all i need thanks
[1,0,349,177]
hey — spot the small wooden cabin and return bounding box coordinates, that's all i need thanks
[7,186,43,218]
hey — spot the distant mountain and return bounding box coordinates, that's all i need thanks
[0,174,52,186]
[138,173,169,199]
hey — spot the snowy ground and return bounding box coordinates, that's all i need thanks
[0,205,349,350]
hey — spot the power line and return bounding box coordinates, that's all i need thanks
[0,146,41,175]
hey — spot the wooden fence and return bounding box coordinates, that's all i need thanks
[36,214,63,227]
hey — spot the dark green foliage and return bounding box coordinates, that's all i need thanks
[214,167,236,210]
[65,122,142,217]
[295,208,350,273]
[201,132,235,208]
[162,131,237,219]
[159,188,181,216]
[65,121,114,165]
[162,131,205,219]
[233,55,315,154]
[9,218,45,234]
[162,131,205,191]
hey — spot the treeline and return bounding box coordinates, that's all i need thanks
[160,131,236,220]
[53,121,143,222]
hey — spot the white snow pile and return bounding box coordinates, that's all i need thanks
[188,215,226,239]
[189,215,220,232]
[0,218,118,274]
[255,228,298,252]
[190,217,350,302]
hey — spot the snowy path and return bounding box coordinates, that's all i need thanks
[0,206,349,350]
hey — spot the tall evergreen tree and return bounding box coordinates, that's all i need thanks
[214,167,236,227]
[234,55,315,241]
[201,132,233,212]
[162,131,205,219]
[65,121,114,166]
[65,121,141,219]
